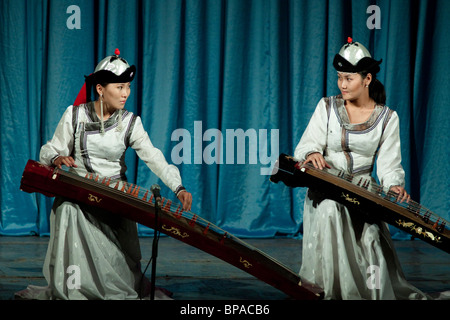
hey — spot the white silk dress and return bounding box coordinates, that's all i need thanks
[16,102,183,300]
[294,95,428,300]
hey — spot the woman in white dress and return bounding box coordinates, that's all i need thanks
[294,38,427,299]
[16,49,192,300]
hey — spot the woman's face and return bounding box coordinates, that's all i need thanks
[98,82,131,110]
[337,72,368,101]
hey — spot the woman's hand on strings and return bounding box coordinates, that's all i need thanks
[178,190,193,212]
[389,185,410,203]
[53,156,78,169]
[304,152,331,170]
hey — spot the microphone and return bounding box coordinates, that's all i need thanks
[151,184,162,208]
[149,184,162,301]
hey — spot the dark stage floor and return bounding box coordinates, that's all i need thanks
[1,236,449,300]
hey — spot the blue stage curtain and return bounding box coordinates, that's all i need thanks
[1,0,449,238]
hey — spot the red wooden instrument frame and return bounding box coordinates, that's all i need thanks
[20,159,323,300]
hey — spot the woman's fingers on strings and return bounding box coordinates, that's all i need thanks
[312,158,320,169]
[400,192,410,204]
[307,154,330,170]
[58,156,78,168]
[391,186,410,204]
[178,191,192,212]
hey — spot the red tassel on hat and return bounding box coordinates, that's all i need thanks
[73,82,87,106]
[347,37,353,43]
[73,73,93,105]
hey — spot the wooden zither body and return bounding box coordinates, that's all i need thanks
[20,159,323,300]
[270,153,450,254]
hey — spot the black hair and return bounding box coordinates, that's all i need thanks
[359,70,386,105]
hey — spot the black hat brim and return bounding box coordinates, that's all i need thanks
[88,65,136,86]
[333,54,382,74]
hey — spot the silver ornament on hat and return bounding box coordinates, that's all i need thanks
[94,49,130,76]
[338,41,372,66]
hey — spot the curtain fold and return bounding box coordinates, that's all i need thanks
[1,0,449,238]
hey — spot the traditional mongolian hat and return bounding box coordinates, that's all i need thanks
[73,48,136,106]
[333,37,382,74]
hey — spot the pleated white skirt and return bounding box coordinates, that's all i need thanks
[16,198,171,300]
[299,191,428,300]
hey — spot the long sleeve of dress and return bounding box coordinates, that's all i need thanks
[294,98,329,161]
[129,116,182,193]
[376,111,405,189]
[39,106,74,165]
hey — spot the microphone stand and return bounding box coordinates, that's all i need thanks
[150,191,161,300]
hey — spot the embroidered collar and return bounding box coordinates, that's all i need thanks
[334,95,386,132]
[84,101,127,132]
